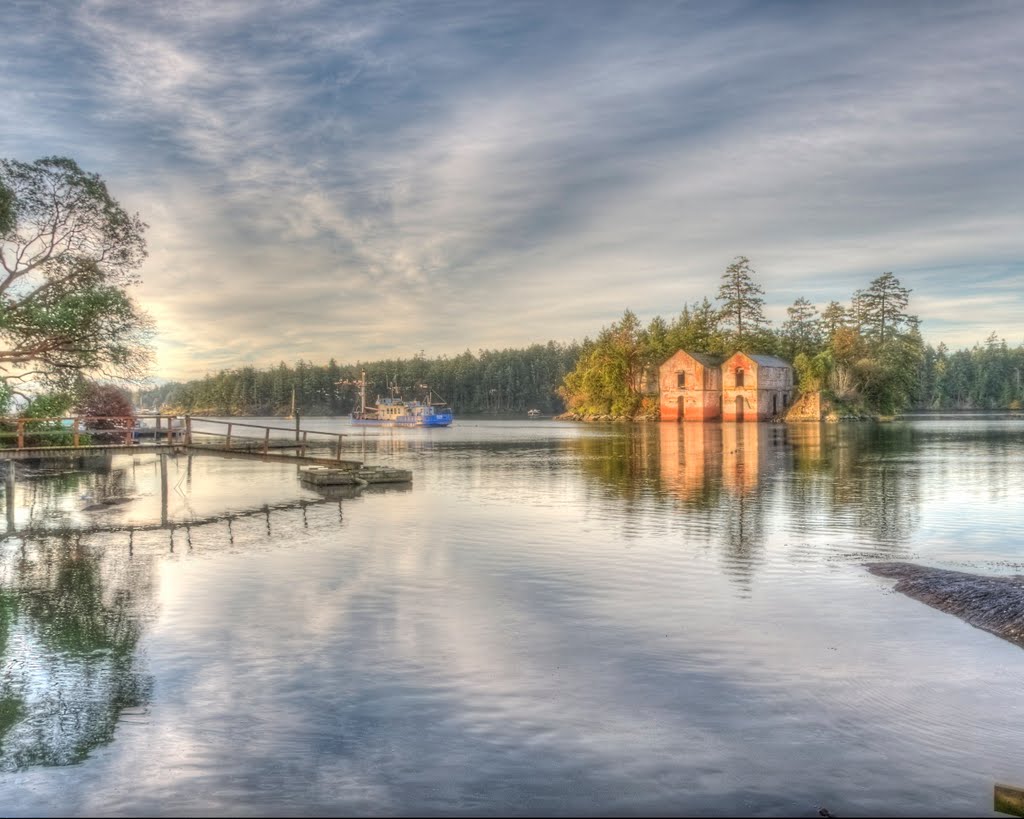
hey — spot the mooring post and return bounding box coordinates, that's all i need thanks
[185,415,192,446]
[5,461,15,533]
[295,412,300,444]
[16,419,24,449]
[73,417,80,448]
[160,453,168,527]
[335,433,343,461]
[264,427,270,455]
[226,423,233,449]
[166,416,173,445]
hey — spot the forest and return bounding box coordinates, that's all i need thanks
[136,342,581,417]
[137,259,1023,419]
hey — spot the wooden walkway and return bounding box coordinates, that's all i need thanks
[0,415,363,469]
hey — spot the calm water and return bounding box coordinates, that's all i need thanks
[1,418,1022,816]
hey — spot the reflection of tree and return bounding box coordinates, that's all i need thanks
[566,425,662,504]
[0,530,152,770]
[786,423,919,550]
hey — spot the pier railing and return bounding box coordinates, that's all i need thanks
[0,415,347,460]
[0,415,151,448]
[188,417,347,460]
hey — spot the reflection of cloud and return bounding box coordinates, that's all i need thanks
[3,1,1024,377]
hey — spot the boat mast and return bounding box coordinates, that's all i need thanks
[360,370,367,414]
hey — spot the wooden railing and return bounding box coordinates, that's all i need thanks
[0,415,169,448]
[187,417,346,460]
[0,415,346,459]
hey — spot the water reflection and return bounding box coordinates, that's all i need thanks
[0,453,354,773]
[570,422,923,589]
[0,529,153,771]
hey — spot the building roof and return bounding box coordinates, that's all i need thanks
[688,352,725,368]
[746,354,791,368]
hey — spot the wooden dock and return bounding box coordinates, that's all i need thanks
[0,414,399,475]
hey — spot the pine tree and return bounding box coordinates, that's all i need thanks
[716,256,769,348]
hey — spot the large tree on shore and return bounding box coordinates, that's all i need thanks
[716,256,769,348]
[0,157,152,399]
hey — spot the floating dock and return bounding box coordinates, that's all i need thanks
[298,464,412,486]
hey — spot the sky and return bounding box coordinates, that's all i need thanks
[3,0,1023,381]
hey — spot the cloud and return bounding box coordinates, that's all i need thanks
[2,0,1023,377]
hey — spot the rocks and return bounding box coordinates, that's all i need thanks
[868,562,1024,649]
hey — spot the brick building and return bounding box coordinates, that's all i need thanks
[659,350,794,422]
[721,352,794,421]
[658,351,725,421]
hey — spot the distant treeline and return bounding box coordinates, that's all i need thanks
[920,336,1024,410]
[137,267,1023,418]
[558,258,1024,417]
[136,342,581,416]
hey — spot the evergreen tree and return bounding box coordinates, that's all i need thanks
[855,272,913,346]
[716,256,769,348]
[781,297,822,359]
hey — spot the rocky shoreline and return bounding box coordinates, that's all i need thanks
[868,562,1024,649]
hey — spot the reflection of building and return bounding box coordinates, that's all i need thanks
[658,422,722,499]
[721,353,794,422]
[659,350,794,422]
[659,421,794,499]
[658,351,724,421]
[721,422,767,494]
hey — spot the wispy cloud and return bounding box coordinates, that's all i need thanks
[3,0,1022,377]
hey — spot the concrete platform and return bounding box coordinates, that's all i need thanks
[299,464,412,486]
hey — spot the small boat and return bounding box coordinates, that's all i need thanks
[347,371,453,428]
[527,409,542,418]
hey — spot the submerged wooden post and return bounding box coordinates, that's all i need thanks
[5,461,15,533]
[160,453,168,527]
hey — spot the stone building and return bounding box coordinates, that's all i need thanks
[658,351,725,422]
[721,352,794,422]
[659,349,795,422]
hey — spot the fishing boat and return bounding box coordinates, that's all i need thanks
[347,371,453,427]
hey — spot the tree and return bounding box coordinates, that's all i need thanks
[716,256,769,348]
[819,301,849,340]
[854,272,913,346]
[559,310,649,416]
[781,297,822,359]
[0,157,152,399]
[74,383,136,441]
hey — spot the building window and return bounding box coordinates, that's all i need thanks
[677,372,686,389]
[735,368,744,388]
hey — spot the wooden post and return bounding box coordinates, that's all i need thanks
[185,415,192,445]
[16,419,24,449]
[73,417,80,448]
[125,419,133,444]
[166,416,173,445]
[160,454,168,527]
[302,430,308,457]
[295,412,300,443]
[263,427,270,455]
[336,434,343,461]
[226,423,233,449]
[5,461,15,533]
